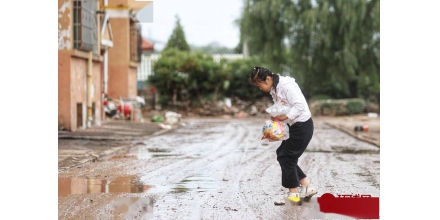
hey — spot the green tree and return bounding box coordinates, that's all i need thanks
[148,49,227,107]
[163,16,191,52]
[238,0,293,73]
[224,57,271,102]
[290,0,380,101]
[147,49,189,106]
[238,0,380,102]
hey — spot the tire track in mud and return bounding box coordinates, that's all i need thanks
[138,121,247,184]
[152,119,295,220]
[190,120,288,219]
[59,118,380,220]
[167,119,379,220]
[224,119,380,220]
[60,119,248,220]
[152,121,256,219]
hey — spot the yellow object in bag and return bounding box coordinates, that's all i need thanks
[261,120,289,141]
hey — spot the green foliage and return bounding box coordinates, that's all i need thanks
[223,57,271,102]
[148,48,231,107]
[158,95,170,108]
[309,94,334,102]
[310,98,366,116]
[238,0,380,103]
[163,16,190,52]
[238,0,291,73]
[346,99,367,115]
[148,50,275,107]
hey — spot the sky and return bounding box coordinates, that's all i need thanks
[137,0,244,51]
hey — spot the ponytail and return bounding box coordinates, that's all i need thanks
[271,72,279,94]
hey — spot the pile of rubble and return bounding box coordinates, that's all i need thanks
[140,96,272,122]
[103,95,146,122]
[160,96,274,118]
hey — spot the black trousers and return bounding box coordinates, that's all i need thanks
[276,117,314,188]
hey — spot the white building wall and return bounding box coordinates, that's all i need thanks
[138,54,244,81]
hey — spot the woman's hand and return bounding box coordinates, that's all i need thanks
[271,115,288,121]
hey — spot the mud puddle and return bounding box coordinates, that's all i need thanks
[58,176,153,196]
[59,170,218,197]
[108,147,184,161]
[171,173,218,193]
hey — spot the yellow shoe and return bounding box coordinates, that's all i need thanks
[287,192,301,203]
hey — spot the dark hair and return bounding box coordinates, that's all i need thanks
[249,66,280,93]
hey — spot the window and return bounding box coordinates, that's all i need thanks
[73,0,98,53]
[77,103,83,128]
[130,23,142,62]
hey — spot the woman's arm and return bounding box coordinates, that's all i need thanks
[271,115,288,121]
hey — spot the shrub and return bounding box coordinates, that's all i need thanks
[364,102,380,113]
[309,98,366,116]
[309,94,334,103]
[345,99,367,115]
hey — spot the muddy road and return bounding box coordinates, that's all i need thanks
[58,117,380,219]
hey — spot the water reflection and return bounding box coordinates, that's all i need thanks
[171,173,217,193]
[58,176,151,196]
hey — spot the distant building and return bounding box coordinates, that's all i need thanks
[58,0,105,131]
[58,0,151,131]
[211,54,244,63]
[142,37,155,54]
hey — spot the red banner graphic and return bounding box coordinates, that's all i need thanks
[317,193,379,219]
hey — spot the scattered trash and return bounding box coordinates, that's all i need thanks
[354,124,369,132]
[189,97,275,117]
[179,122,187,127]
[104,100,118,118]
[151,115,164,122]
[250,105,258,115]
[363,125,369,132]
[225,98,232,108]
[136,96,146,108]
[159,123,172,130]
[367,113,379,118]
[235,111,248,118]
[103,94,145,121]
[164,111,182,125]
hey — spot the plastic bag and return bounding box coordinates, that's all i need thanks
[262,102,291,141]
[266,101,291,116]
[261,120,289,141]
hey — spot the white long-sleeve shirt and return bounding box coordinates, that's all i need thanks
[270,75,311,124]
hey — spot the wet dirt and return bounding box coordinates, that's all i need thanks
[58,117,380,219]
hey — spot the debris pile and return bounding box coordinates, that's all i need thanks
[191,96,273,118]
